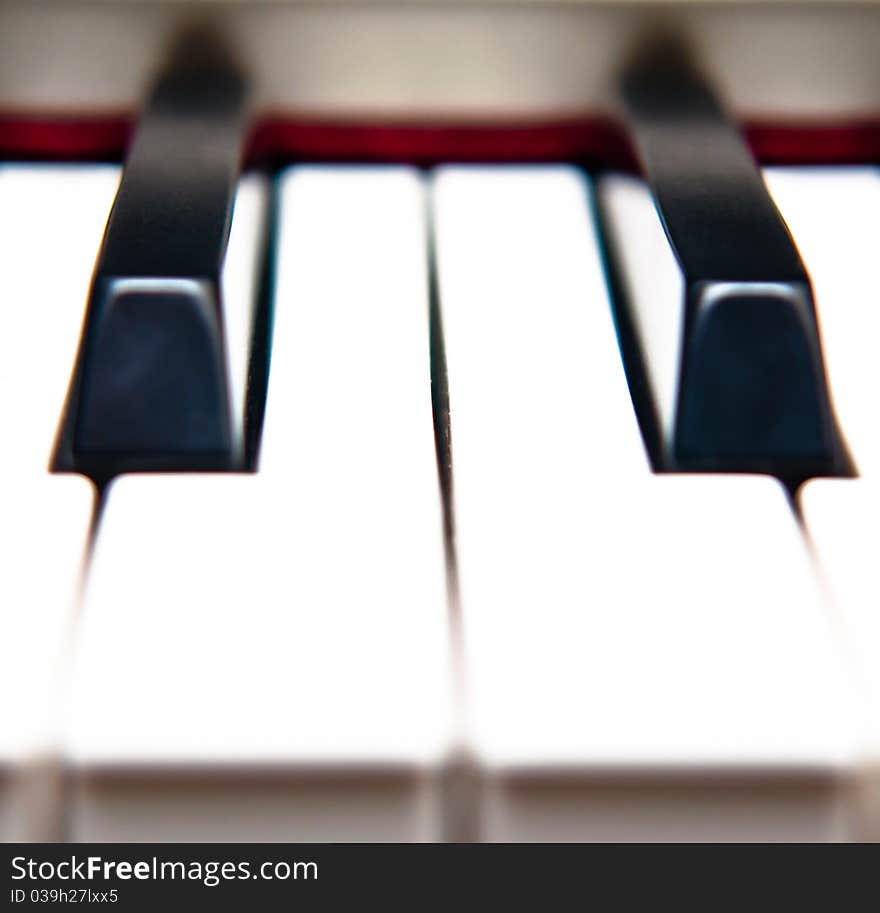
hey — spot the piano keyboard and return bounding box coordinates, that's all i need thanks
[3,7,880,843]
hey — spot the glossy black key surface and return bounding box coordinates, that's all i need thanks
[60,38,250,478]
[615,51,842,482]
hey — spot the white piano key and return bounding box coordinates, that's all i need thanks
[0,165,121,474]
[762,167,880,477]
[0,476,93,839]
[258,166,438,477]
[801,479,880,838]
[432,166,651,481]
[469,477,855,841]
[596,173,683,449]
[221,173,269,464]
[67,167,452,841]
[436,166,855,840]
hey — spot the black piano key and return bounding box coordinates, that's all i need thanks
[60,36,251,478]
[615,49,842,481]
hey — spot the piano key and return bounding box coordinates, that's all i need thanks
[762,168,880,478]
[62,42,254,477]
[800,479,880,839]
[256,167,439,477]
[0,476,94,839]
[216,173,269,462]
[431,166,651,481]
[435,165,855,840]
[0,165,120,475]
[469,478,854,841]
[600,55,838,479]
[66,167,452,841]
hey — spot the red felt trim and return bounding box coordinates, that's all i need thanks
[0,114,878,167]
